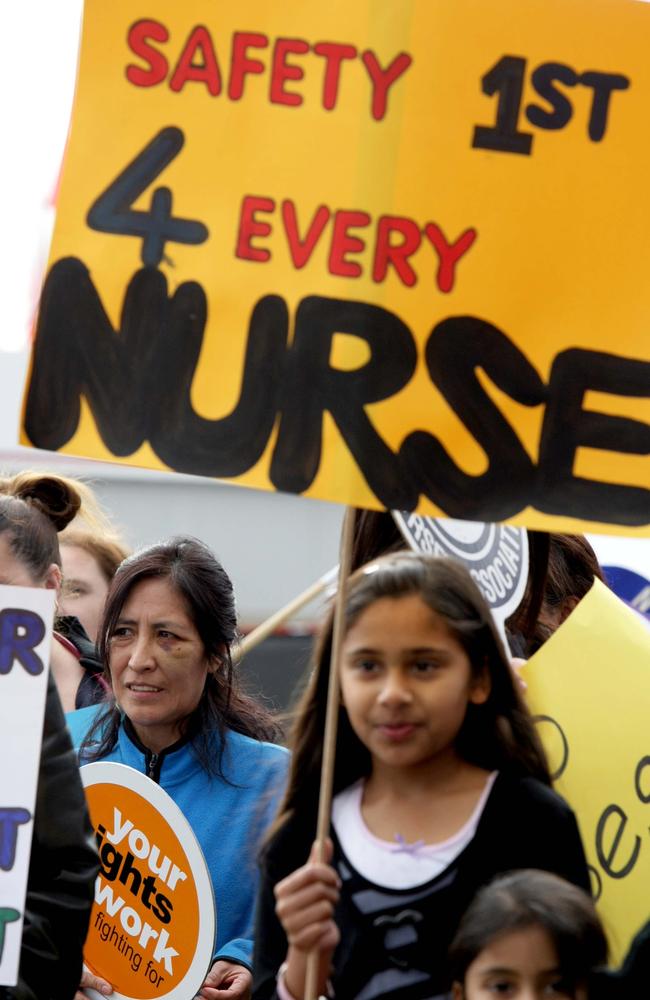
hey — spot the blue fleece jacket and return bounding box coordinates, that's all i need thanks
[67,705,288,970]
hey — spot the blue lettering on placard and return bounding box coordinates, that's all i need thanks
[0,610,45,676]
[0,809,31,871]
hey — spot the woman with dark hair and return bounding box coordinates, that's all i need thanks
[67,536,288,1000]
[253,552,590,1000]
[449,869,608,998]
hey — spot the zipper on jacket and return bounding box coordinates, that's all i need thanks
[146,751,160,782]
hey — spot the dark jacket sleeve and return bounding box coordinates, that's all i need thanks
[488,776,592,895]
[2,673,99,1000]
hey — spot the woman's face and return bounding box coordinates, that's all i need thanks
[60,542,110,642]
[456,924,587,999]
[109,576,212,753]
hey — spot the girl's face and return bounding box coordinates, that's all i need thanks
[109,576,211,753]
[339,593,490,773]
[455,924,587,999]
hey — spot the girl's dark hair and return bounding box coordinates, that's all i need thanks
[82,536,280,775]
[0,472,83,579]
[273,552,551,837]
[449,869,608,993]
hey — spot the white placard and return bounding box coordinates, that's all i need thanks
[392,514,529,650]
[0,585,55,985]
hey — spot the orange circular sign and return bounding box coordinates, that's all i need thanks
[82,762,216,1000]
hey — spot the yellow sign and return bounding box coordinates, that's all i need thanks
[21,0,650,534]
[81,763,215,1000]
[521,580,650,965]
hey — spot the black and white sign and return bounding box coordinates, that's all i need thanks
[392,513,529,646]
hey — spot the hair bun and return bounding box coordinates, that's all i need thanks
[11,474,82,532]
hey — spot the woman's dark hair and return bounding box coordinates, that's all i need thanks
[350,509,405,572]
[82,536,280,776]
[272,552,550,838]
[0,472,83,579]
[449,869,608,994]
[509,534,605,655]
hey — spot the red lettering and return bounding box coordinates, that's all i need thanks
[282,201,331,268]
[169,25,222,95]
[235,196,275,262]
[229,32,269,100]
[373,216,421,286]
[424,224,478,293]
[328,211,370,278]
[313,41,357,110]
[270,38,309,106]
[361,50,412,121]
[126,19,169,88]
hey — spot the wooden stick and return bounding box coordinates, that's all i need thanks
[234,566,339,662]
[304,507,356,1000]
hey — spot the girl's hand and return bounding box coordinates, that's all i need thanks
[196,960,252,998]
[74,964,113,999]
[274,840,340,1000]
[274,838,341,955]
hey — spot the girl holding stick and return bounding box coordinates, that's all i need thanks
[253,552,591,1000]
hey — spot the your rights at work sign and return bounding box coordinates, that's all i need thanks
[81,763,215,1000]
[21,0,650,535]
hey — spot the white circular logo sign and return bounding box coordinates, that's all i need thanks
[392,513,529,645]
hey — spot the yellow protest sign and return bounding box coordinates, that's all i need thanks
[521,580,650,965]
[21,0,650,534]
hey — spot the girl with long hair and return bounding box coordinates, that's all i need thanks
[253,552,590,1000]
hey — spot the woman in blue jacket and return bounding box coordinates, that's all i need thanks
[67,536,288,1000]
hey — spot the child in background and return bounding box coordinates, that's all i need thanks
[253,553,591,1000]
[449,869,607,999]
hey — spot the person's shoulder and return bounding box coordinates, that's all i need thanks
[494,772,576,820]
[65,702,110,753]
[223,729,289,782]
[226,729,289,762]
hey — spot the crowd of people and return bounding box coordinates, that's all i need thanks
[0,471,646,1000]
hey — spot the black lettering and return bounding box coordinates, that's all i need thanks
[24,260,177,454]
[537,349,650,525]
[595,804,641,879]
[579,71,630,141]
[635,756,650,804]
[526,62,577,130]
[587,864,602,902]
[119,851,142,895]
[472,56,533,155]
[152,893,173,924]
[400,317,545,520]
[87,127,208,267]
[100,842,122,882]
[531,714,569,781]
[151,293,289,476]
[24,261,286,477]
[141,874,158,907]
[270,296,418,509]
